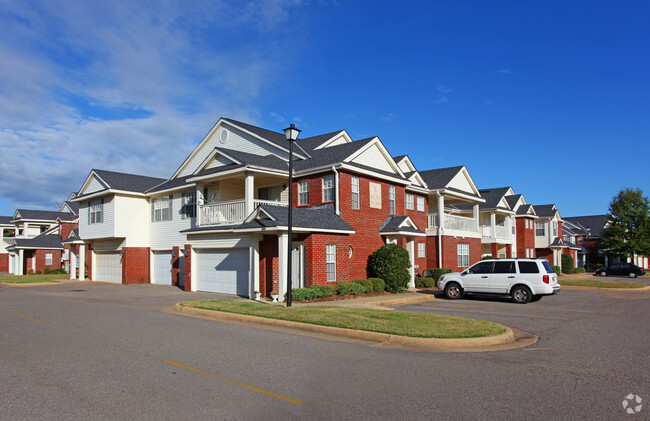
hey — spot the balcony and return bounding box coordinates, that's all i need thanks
[198,199,288,226]
[428,213,478,234]
[481,225,511,241]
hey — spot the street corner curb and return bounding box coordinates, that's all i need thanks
[173,303,520,352]
[562,285,650,291]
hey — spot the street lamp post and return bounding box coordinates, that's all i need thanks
[284,124,301,307]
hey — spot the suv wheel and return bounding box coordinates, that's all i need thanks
[599,271,607,277]
[629,272,637,278]
[511,285,532,304]
[444,283,462,300]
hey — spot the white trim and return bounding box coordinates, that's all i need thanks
[345,137,406,178]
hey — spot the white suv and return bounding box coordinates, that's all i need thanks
[437,258,561,304]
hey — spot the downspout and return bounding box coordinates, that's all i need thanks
[331,165,340,215]
[436,191,443,269]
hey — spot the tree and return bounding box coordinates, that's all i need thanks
[601,188,650,260]
[367,243,411,293]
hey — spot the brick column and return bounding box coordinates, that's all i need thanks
[183,245,192,291]
[491,243,499,258]
[172,246,180,287]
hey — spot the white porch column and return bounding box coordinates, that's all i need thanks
[490,213,496,237]
[473,204,479,228]
[244,171,255,217]
[195,183,205,226]
[278,233,288,300]
[69,247,77,280]
[437,194,445,231]
[17,249,24,274]
[251,236,260,298]
[407,237,415,288]
[78,245,85,280]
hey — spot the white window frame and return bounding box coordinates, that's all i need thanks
[152,195,173,222]
[416,196,425,212]
[298,180,309,206]
[457,243,470,267]
[181,191,196,219]
[552,220,558,237]
[45,253,53,265]
[405,193,414,210]
[418,242,425,258]
[322,175,334,203]
[535,221,546,236]
[326,244,336,282]
[351,176,360,210]
[89,199,103,224]
[389,185,395,214]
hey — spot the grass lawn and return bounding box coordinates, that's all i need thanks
[180,300,506,339]
[561,278,646,289]
[0,274,63,284]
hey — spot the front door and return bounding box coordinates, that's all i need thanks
[292,242,306,289]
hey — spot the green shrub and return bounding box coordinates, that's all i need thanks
[481,255,497,260]
[288,288,312,302]
[367,244,411,293]
[573,267,586,273]
[336,281,366,296]
[44,268,67,274]
[367,278,385,293]
[310,284,336,299]
[352,278,374,294]
[551,265,561,274]
[415,277,435,288]
[561,254,575,274]
[586,263,600,272]
[428,268,452,282]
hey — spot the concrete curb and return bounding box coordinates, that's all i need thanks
[562,285,650,291]
[174,303,517,351]
[370,294,437,306]
[0,281,62,287]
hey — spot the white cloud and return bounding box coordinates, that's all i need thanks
[0,0,304,212]
[496,69,512,75]
[437,85,454,94]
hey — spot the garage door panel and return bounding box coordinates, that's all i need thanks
[96,252,122,284]
[196,249,249,296]
[153,251,172,285]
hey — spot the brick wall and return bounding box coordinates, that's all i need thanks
[516,218,535,257]
[172,246,180,287]
[0,254,8,272]
[183,245,192,291]
[122,247,150,284]
[259,235,278,296]
[34,249,63,273]
[59,222,77,241]
[440,236,481,272]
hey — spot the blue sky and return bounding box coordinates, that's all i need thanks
[0,0,648,217]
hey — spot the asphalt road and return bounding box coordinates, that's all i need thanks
[1,280,648,420]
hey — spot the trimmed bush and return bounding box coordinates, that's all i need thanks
[551,265,561,274]
[288,288,312,303]
[310,285,336,299]
[561,254,575,274]
[415,277,435,288]
[352,278,374,294]
[44,268,67,274]
[481,255,497,260]
[367,244,411,293]
[428,268,452,282]
[573,267,586,273]
[368,278,385,293]
[336,281,366,296]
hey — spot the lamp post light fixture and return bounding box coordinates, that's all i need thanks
[284,123,301,307]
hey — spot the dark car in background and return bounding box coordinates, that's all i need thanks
[594,263,645,278]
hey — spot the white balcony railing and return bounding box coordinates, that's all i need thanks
[481,225,510,240]
[428,213,478,233]
[199,199,288,226]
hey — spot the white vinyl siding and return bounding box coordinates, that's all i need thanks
[80,197,115,240]
[457,243,470,267]
[416,196,425,212]
[418,243,425,258]
[389,185,395,214]
[405,193,414,210]
[298,180,309,206]
[152,195,173,222]
[351,176,360,209]
[349,143,395,173]
[326,244,336,282]
[322,175,334,202]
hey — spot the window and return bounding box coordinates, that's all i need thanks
[181,191,196,219]
[494,261,515,273]
[552,220,558,237]
[326,244,336,282]
[389,185,395,214]
[405,193,414,210]
[418,242,425,258]
[45,253,52,265]
[468,261,492,274]
[322,175,334,202]
[351,176,360,209]
[298,180,309,206]
[535,221,546,236]
[518,261,540,274]
[416,196,425,212]
[369,182,382,208]
[457,243,470,267]
[152,195,173,222]
[89,199,103,224]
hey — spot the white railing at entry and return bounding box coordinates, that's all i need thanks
[199,199,288,226]
[444,214,478,233]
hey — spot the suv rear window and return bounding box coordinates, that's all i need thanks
[542,261,555,273]
[518,261,539,274]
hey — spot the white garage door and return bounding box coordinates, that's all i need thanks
[196,249,249,296]
[95,252,122,284]
[152,251,173,285]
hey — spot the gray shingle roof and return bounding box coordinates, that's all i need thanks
[13,209,74,222]
[146,174,195,193]
[214,147,288,171]
[93,169,167,193]
[62,201,80,216]
[379,216,425,234]
[505,194,523,209]
[0,215,13,225]
[296,131,346,152]
[563,215,607,238]
[478,187,513,210]
[292,137,376,172]
[516,204,535,216]
[13,234,63,249]
[534,204,559,218]
[418,166,464,190]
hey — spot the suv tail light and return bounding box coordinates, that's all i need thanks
[543,275,549,284]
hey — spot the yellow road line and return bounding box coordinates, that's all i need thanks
[162,360,306,406]
[9,312,43,323]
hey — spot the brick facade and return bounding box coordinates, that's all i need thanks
[183,245,192,291]
[437,236,481,272]
[259,235,279,296]
[516,217,535,258]
[122,247,151,284]
[0,254,8,272]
